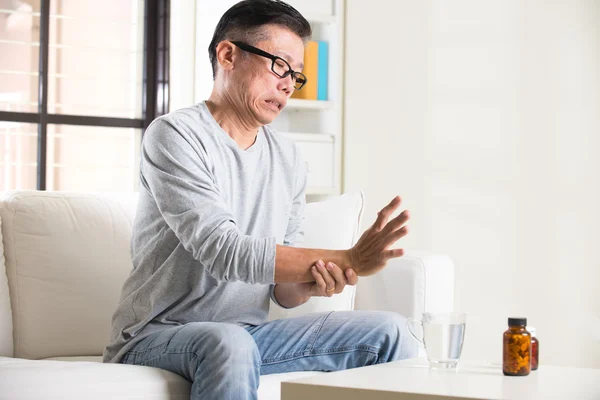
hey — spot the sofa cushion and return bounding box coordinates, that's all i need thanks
[268,191,364,321]
[0,356,323,400]
[0,356,189,399]
[0,215,12,357]
[0,191,139,359]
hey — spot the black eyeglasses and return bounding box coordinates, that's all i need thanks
[231,41,307,90]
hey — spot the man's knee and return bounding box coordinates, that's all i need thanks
[370,311,418,361]
[169,323,261,393]
[391,312,419,358]
[183,322,261,365]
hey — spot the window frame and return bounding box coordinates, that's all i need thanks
[0,0,170,190]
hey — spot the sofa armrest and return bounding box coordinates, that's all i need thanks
[353,251,455,319]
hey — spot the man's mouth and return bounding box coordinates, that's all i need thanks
[265,99,283,111]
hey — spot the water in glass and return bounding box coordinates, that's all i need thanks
[408,312,467,369]
[423,321,465,368]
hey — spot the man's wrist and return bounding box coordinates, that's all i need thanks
[344,248,358,273]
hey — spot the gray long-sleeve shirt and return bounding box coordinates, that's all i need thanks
[103,102,306,363]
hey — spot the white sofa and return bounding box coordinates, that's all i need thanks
[0,190,454,400]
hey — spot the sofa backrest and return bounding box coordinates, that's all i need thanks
[0,215,10,357]
[0,190,364,359]
[0,192,138,359]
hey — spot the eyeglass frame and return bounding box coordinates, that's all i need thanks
[230,41,307,90]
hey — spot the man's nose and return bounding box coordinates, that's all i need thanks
[278,75,294,95]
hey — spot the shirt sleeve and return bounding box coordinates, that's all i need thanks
[282,145,307,247]
[140,116,276,284]
[270,144,308,307]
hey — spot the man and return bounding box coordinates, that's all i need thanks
[103,0,417,399]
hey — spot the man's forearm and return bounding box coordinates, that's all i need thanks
[273,283,308,308]
[274,245,350,283]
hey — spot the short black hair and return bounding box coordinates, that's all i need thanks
[208,0,312,79]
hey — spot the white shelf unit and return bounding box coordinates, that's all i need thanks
[286,99,333,110]
[284,132,336,195]
[192,0,345,197]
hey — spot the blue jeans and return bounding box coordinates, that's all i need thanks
[121,310,418,400]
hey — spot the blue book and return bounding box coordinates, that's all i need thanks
[317,41,329,101]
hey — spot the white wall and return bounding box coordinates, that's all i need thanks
[344,0,600,368]
[170,0,197,111]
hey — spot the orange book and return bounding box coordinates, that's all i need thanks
[292,41,318,100]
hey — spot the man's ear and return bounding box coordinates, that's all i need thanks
[215,41,237,72]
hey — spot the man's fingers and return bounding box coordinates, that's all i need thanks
[311,266,327,293]
[381,209,410,236]
[373,196,402,232]
[382,225,409,249]
[383,248,405,260]
[375,196,401,230]
[316,261,336,297]
[386,195,402,208]
[326,262,348,293]
[372,213,386,233]
[345,268,358,286]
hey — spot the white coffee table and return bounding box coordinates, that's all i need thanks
[281,357,600,399]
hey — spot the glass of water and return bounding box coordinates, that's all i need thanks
[407,312,467,369]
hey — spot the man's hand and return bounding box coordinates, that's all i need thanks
[305,260,358,298]
[347,196,410,276]
[273,260,358,308]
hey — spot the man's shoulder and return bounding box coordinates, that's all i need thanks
[160,103,207,131]
[262,125,300,154]
[145,103,216,143]
[169,103,204,118]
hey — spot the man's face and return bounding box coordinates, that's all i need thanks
[229,25,305,125]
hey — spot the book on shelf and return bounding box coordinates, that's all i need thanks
[317,41,329,101]
[291,40,328,101]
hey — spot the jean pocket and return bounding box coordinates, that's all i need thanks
[130,326,186,366]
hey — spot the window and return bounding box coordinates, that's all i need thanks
[0,0,169,191]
